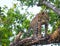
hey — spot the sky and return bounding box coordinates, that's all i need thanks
[0,0,13,8]
[0,0,41,15]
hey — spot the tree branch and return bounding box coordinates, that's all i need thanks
[10,34,60,46]
[38,1,60,15]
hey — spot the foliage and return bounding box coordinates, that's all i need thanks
[0,0,60,46]
[0,4,31,46]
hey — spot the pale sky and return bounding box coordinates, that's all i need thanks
[0,0,41,14]
[0,0,13,8]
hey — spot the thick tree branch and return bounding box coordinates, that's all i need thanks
[43,1,60,15]
[10,27,60,46]
[10,34,60,46]
[38,1,60,15]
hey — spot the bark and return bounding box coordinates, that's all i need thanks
[10,34,60,46]
[39,1,60,15]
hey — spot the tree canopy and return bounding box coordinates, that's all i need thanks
[0,0,60,46]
